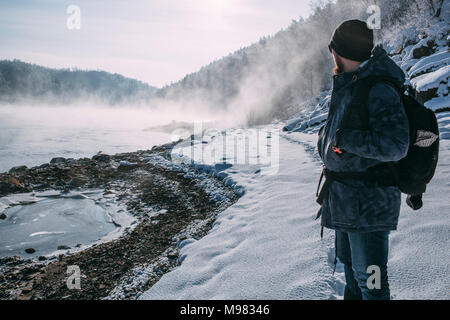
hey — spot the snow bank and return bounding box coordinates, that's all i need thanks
[409,51,450,79]
[282,93,330,134]
[426,96,449,112]
[437,111,450,140]
[411,65,450,92]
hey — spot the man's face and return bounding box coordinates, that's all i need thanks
[332,50,344,75]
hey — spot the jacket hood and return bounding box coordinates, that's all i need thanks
[357,44,406,87]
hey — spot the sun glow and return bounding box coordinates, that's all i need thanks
[212,0,228,10]
[204,0,231,12]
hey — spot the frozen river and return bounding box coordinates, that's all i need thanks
[0,197,115,257]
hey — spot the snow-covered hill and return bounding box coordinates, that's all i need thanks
[283,10,449,138]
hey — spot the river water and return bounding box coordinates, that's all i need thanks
[0,106,177,172]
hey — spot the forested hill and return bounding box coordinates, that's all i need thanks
[156,0,447,125]
[0,59,158,106]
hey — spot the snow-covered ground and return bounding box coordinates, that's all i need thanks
[140,126,449,300]
[141,128,341,300]
[140,13,450,300]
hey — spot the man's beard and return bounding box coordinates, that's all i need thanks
[334,56,344,74]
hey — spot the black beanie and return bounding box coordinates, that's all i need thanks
[329,20,374,62]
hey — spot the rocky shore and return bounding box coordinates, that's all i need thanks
[0,140,241,300]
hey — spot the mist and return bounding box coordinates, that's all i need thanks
[2,0,435,130]
[1,0,443,172]
[154,0,441,126]
[154,0,366,126]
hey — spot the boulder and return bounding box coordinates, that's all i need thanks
[9,177,24,188]
[415,87,439,104]
[0,178,24,195]
[92,153,111,162]
[412,40,435,59]
[0,181,11,195]
[67,176,88,188]
[118,161,138,172]
[8,166,27,174]
[50,157,66,164]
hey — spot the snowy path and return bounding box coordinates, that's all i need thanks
[141,128,450,300]
[141,129,344,300]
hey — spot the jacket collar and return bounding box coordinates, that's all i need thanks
[331,45,384,91]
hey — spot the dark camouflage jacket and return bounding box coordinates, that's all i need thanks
[317,45,410,232]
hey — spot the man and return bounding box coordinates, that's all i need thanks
[317,20,410,300]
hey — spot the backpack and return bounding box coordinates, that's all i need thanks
[343,75,440,210]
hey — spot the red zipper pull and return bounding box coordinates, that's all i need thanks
[332,146,344,155]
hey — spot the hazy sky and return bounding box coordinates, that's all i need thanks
[0,0,312,87]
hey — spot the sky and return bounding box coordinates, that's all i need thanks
[0,0,312,87]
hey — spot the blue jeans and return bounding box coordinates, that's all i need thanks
[336,230,390,300]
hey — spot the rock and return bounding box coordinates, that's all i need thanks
[214,163,233,172]
[25,248,36,254]
[415,87,438,104]
[67,177,88,188]
[0,182,10,194]
[9,177,24,188]
[8,165,28,174]
[0,213,6,220]
[50,157,66,164]
[167,252,178,259]
[38,256,46,261]
[412,40,435,59]
[413,46,433,59]
[118,161,138,172]
[112,221,121,227]
[92,153,111,162]
[21,285,33,294]
[62,187,70,194]
[216,172,228,180]
[235,186,246,197]
[57,245,71,250]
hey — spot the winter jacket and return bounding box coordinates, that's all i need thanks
[317,45,410,232]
